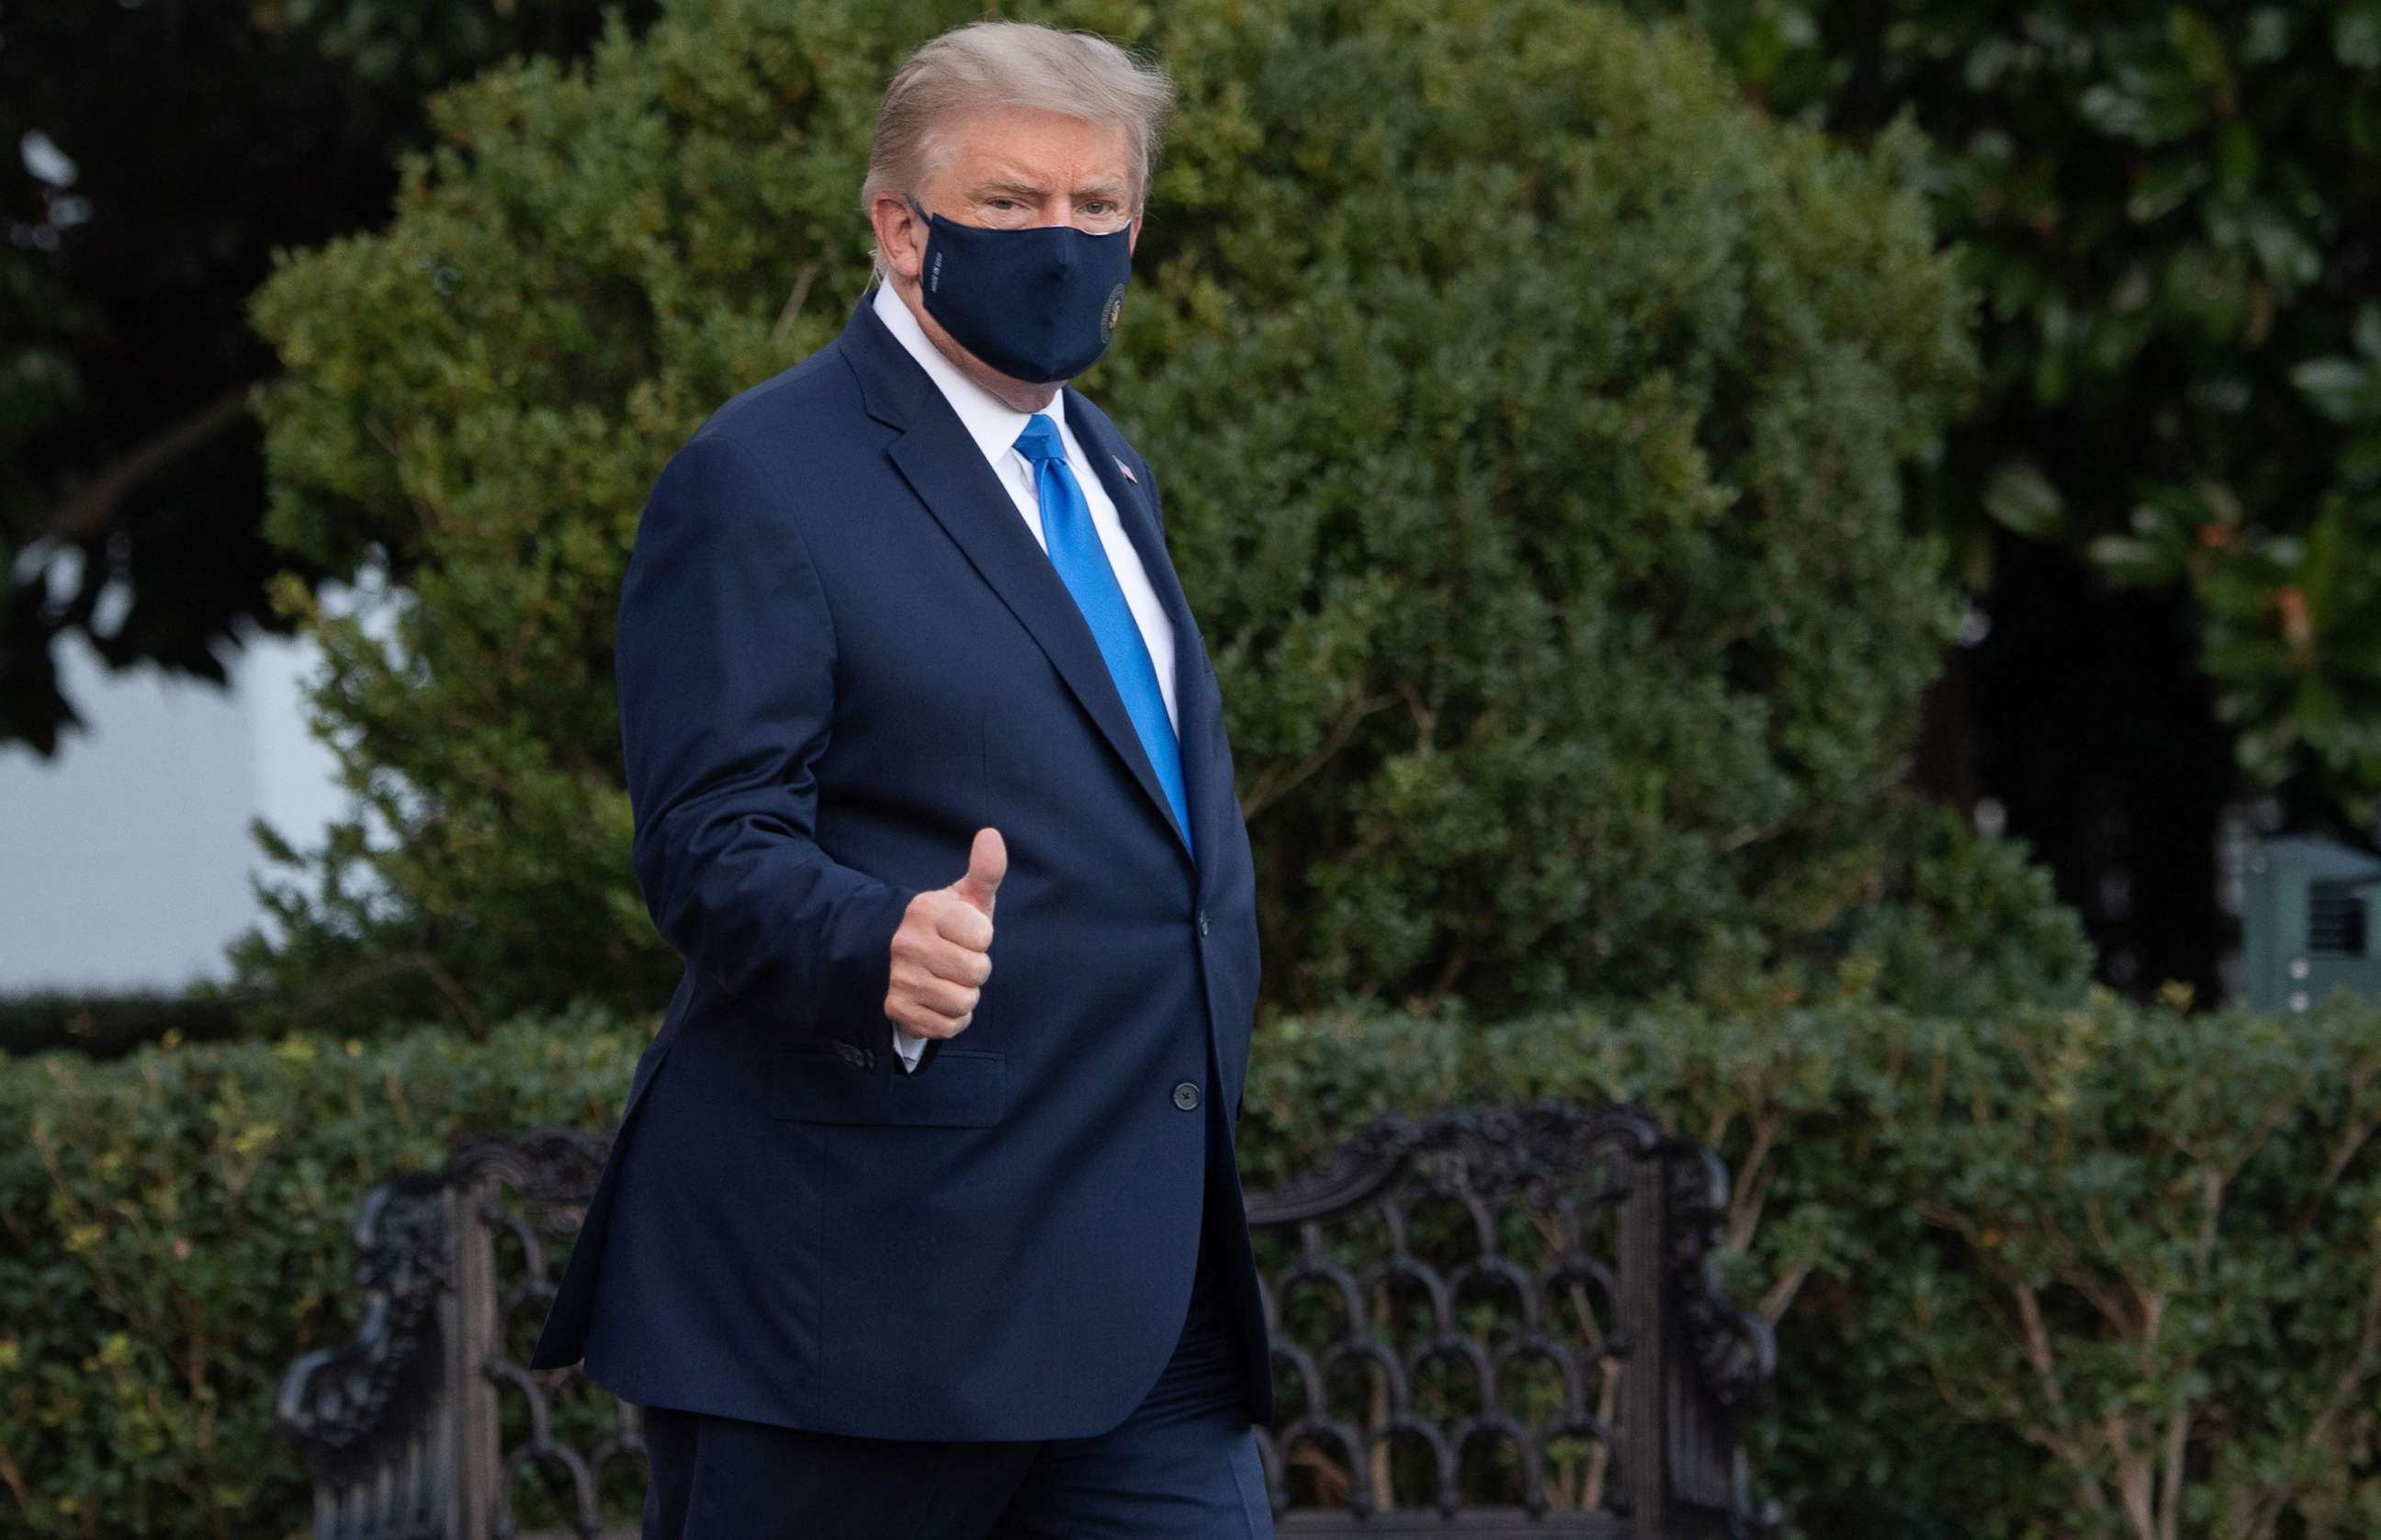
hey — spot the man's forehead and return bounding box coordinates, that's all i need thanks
[938,108,1131,186]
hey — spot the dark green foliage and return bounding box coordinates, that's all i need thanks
[0,0,651,755]
[1253,990,2381,1538]
[0,1006,641,1538]
[240,0,2083,1030]
[1652,0,2381,829]
[7,993,2381,1535]
[0,991,255,1061]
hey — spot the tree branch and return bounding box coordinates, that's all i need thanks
[39,386,257,544]
[1238,691,1397,820]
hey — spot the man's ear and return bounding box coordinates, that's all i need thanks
[871,193,927,283]
[1127,214,1143,256]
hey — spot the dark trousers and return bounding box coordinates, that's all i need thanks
[638,1265,1271,1540]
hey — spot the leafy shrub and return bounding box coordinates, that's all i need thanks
[1646,0,2381,830]
[0,991,254,1061]
[239,0,2088,1033]
[1253,989,2381,1538]
[0,1007,643,1538]
[7,991,2380,1537]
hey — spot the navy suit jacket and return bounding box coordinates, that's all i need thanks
[527,294,1273,1441]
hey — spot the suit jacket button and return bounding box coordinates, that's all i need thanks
[1197,910,1210,937]
[1172,1081,1201,1111]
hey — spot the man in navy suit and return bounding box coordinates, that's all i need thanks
[528,19,1275,1537]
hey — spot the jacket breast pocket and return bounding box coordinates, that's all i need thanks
[766,1043,1008,1128]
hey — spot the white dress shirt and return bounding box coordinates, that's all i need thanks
[869,281,1179,1071]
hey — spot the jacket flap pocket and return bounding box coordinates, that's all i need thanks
[768,1044,1006,1127]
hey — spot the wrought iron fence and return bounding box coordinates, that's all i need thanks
[279,1102,1778,1538]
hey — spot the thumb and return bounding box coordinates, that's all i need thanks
[951,826,1006,917]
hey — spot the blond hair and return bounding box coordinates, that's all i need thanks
[862,20,1175,242]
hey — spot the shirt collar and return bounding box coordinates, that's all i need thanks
[871,280,1066,467]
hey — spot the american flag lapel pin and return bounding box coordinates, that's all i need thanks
[1114,456,1137,485]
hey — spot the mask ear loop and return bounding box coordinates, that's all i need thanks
[894,194,939,293]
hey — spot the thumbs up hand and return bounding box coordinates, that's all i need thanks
[885,827,1004,1040]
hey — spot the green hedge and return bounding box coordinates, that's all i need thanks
[0,1006,640,1537]
[0,991,263,1061]
[6,993,2379,1537]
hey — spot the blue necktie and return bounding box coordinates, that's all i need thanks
[1014,414,1192,856]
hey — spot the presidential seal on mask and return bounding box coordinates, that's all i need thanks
[528,18,1277,1540]
[903,192,1134,384]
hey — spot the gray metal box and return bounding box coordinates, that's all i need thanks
[2240,835,2381,1013]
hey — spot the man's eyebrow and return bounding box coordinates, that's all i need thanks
[966,176,1048,200]
[965,174,1131,201]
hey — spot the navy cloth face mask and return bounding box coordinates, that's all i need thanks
[907,195,1133,384]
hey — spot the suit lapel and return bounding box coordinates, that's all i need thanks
[1066,389,1221,881]
[841,298,1192,866]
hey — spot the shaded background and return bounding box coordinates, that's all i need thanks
[16,1,2378,1012]
[7,6,2381,1538]
[2,0,654,993]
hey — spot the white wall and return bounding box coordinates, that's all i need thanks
[0,628,344,993]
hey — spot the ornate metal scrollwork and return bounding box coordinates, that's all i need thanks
[1243,1112,1425,1225]
[284,1099,1779,1537]
[1245,1101,1664,1231]
[1661,1144,1776,1416]
[1241,1100,1777,1531]
[1246,1102,1642,1521]
[447,1127,610,1241]
[276,1171,452,1482]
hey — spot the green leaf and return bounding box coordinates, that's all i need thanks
[2079,81,2150,141]
[2247,210,2322,287]
[2216,118,2260,195]
[2167,8,2235,93]
[2300,507,2348,616]
[2087,534,2179,583]
[2194,479,2245,527]
[2337,0,2381,67]
[2337,433,2381,482]
[1982,459,2065,537]
[2293,357,2374,422]
[2128,153,2210,223]
[2354,304,2381,361]
[2242,8,2296,64]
